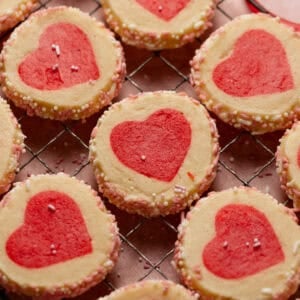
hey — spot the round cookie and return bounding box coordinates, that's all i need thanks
[89,91,219,217]
[276,122,300,209]
[174,187,300,300]
[191,14,300,134]
[0,0,38,35]
[0,6,126,121]
[100,280,197,300]
[0,173,120,298]
[0,97,24,195]
[101,0,216,50]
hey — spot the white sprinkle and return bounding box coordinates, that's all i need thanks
[71,65,79,72]
[174,185,187,193]
[261,288,273,295]
[50,244,55,250]
[51,249,57,255]
[104,260,113,268]
[245,242,250,247]
[158,5,163,11]
[48,204,56,212]
[223,241,228,248]
[141,155,146,161]
[51,44,60,56]
[293,240,300,254]
[52,64,59,71]
[253,238,261,248]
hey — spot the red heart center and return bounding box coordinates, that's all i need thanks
[110,109,191,182]
[203,204,284,279]
[6,191,92,268]
[135,0,191,21]
[18,23,100,90]
[213,29,294,97]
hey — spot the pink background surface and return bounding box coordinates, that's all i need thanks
[0,0,298,299]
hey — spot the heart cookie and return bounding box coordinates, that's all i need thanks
[0,0,38,34]
[101,0,216,50]
[202,204,284,279]
[276,122,300,209]
[174,187,300,299]
[101,280,197,300]
[110,108,192,182]
[0,6,126,121]
[191,14,300,134]
[89,91,219,217]
[0,97,24,195]
[0,173,120,298]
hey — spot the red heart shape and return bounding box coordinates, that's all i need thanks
[213,29,294,97]
[203,204,284,279]
[135,0,191,21]
[18,23,100,90]
[6,191,92,268]
[110,109,191,182]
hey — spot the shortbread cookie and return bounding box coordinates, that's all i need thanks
[0,173,120,298]
[191,14,300,134]
[0,0,38,35]
[0,6,126,121]
[100,280,197,300]
[90,91,219,217]
[0,97,24,195]
[101,0,216,50]
[276,122,300,209]
[174,187,300,300]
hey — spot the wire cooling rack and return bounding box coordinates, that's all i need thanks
[0,0,299,299]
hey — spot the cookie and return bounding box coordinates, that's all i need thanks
[0,97,24,195]
[101,0,216,50]
[0,173,120,298]
[0,6,126,121]
[174,187,300,300]
[191,14,300,134]
[0,0,38,34]
[100,280,197,300]
[90,91,219,217]
[276,122,300,209]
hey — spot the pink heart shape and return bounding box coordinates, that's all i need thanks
[6,191,92,268]
[18,23,100,90]
[203,204,284,279]
[110,109,191,182]
[213,29,294,97]
[135,0,191,21]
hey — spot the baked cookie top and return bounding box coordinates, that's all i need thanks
[0,6,125,120]
[0,173,120,298]
[100,280,197,300]
[277,122,300,209]
[191,14,300,134]
[90,91,219,217]
[101,0,216,50]
[175,187,300,300]
[0,97,24,195]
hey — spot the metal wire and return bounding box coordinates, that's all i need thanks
[0,0,295,299]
